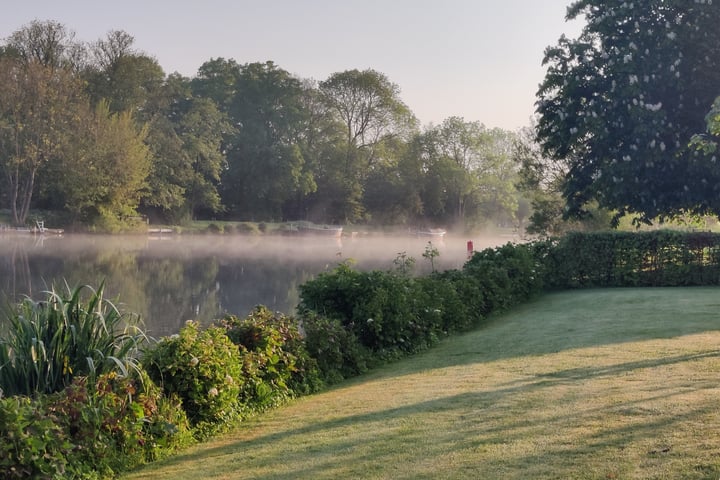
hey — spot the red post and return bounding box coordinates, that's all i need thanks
[467,240,474,259]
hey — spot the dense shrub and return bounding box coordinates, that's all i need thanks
[299,243,546,380]
[236,222,261,235]
[48,372,192,476]
[541,230,720,288]
[0,395,72,479]
[143,321,242,436]
[417,270,484,333]
[299,263,431,358]
[205,223,223,234]
[0,372,192,480]
[300,312,370,384]
[218,306,322,411]
[464,242,543,314]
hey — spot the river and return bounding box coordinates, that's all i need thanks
[0,232,514,338]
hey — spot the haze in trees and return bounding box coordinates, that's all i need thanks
[0,19,530,231]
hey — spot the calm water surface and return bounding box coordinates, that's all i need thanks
[0,233,507,337]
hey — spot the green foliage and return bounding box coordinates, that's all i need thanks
[0,395,73,479]
[417,270,484,333]
[0,283,146,397]
[536,0,720,224]
[422,241,440,272]
[195,60,316,220]
[319,68,416,223]
[0,371,192,480]
[218,306,322,410]
[464,243,543,314]
[299,264,424,358]
[299,312,370,384]
[143,321,242,435]
[690,96,720,155]
[299,257,499,380]
[55,102,151,230]
[392,251,416,276]
[205,223,223,234]
[234,222,261,235]
[540,230,720,289]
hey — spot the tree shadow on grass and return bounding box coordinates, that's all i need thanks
[125,287,720,479]
[390,286,720,371]
[127,346,720,479]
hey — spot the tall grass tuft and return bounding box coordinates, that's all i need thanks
[0,283,147,397]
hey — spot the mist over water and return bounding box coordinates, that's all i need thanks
[0,232,516,337]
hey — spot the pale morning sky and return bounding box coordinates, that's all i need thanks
[1,0,583,131]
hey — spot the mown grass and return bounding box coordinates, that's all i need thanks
[123,287,720,479]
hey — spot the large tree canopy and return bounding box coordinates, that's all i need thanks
[319,69,416,221]
[536,0,720,224]
[0,19,529,230]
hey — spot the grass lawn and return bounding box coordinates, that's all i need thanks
[123,287,720,479]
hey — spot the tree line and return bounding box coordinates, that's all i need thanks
[0,21,526,231]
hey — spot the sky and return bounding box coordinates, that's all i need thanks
[1,0,583,131]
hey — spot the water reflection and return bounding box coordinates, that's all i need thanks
[0,233,501,337]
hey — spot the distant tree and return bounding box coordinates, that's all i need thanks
[411,118,519,227]
[0,55,85,225]
[191,57,242,110]
[285,79,347,221]
[514,125,568,236]
[474,127,521,227]
[5,20,79,69]
[363,137,424,224]
[180,98,230,218]
[515,123,616,236]
[142,74,232,222]
[536,0,720,225]
[319,69,416,222]
[85,31,165,115]
[193,60,316,220]
[55,102,151,229]
[91,29,135,70]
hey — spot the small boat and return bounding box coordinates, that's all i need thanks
[287,222,343,237]
[415,228,447,238]
[298,224,343,237]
